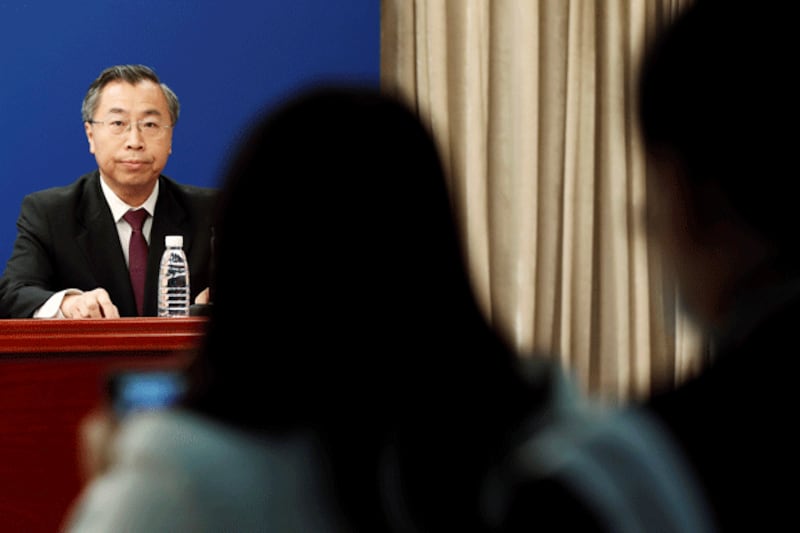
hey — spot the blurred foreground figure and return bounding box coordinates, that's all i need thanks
[495,2,799,532]
[636,1,800,530]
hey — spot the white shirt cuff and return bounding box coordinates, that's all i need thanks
[34,289,84,318]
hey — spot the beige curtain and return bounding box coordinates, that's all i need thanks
[381,0,702,403]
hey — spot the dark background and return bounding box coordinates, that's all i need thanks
[0,0,380,262]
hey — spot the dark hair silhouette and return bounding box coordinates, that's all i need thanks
[181,85,549,530]
[638,1,798,256]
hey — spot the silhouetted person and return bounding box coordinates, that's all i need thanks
[637,2,800,530]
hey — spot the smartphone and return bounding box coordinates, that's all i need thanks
[106,369,187,418]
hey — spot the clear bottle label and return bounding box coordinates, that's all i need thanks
[158,247,190,317]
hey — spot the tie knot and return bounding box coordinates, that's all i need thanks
[123,209,148,231]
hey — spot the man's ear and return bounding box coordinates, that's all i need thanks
[85,122,96,154]
[644,147,692,240]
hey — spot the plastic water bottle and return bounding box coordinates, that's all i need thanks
[157,235,190,317]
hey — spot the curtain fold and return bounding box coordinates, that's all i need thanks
[381,0,699,402]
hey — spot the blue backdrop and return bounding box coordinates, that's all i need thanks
[0,0,379,263]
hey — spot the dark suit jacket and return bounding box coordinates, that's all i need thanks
[0,171,217,318]
[645,293,800,531]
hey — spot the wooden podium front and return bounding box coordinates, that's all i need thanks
[0,318,207,533]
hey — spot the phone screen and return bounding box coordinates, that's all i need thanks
[107,370,186,417]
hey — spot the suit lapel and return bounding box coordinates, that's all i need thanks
[75,172,138,316]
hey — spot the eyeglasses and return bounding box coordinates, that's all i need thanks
[88,119,172,139]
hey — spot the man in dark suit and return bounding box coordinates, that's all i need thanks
[0,64,216,318]
[636,2,800,531]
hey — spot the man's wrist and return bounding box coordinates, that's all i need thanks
[34,289,83,318]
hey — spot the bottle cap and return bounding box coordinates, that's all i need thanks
[165,235,183,247]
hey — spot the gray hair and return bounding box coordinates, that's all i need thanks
[81,64,180,125]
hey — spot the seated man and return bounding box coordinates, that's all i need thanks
[0,64,216,318]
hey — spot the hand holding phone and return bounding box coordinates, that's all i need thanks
[106,369,187,418]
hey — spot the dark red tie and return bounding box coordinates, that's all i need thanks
[123,209,149,316]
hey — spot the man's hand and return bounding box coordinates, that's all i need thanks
[195,287,210,305]
[61,288,120,318]
[76,407,118,482]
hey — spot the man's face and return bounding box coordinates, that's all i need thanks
[84,79,173,205]
[645,149,731,329]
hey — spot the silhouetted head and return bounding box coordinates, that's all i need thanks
[193,85,486,423]
[638,1,800,326]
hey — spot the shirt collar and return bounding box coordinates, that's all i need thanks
[100,174,159,222]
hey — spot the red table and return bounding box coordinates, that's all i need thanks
[0,318,207,533]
